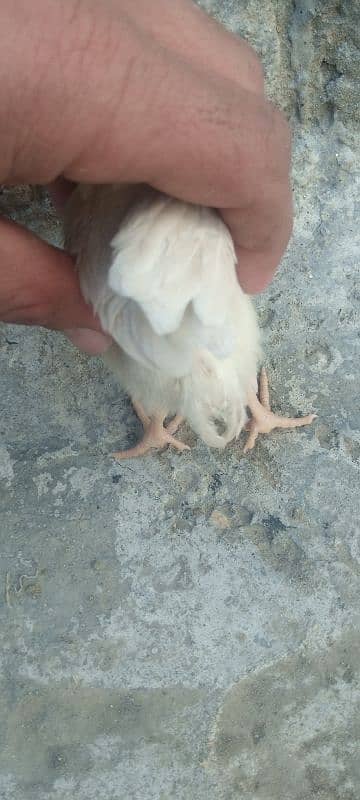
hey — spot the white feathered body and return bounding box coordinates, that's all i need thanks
[65,184,261,448]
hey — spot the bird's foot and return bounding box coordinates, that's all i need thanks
[244,367,316,453]
[112,401,189,460]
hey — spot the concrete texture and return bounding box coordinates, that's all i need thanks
[0,1,359,798]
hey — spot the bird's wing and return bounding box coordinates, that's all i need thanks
[98,192,242,377]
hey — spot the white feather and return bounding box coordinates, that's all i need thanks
[65,184,261,448]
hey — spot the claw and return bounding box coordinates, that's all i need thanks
[112,406,189,460]
[244,368,316,452]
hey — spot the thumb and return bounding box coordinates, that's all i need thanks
[0,216,111,352]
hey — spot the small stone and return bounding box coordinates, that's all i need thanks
[209,510,231,529]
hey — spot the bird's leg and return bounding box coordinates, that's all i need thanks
[131,399,151,427]
[244,367,316,453]
[165,413,186,435]
[112,402,189,460]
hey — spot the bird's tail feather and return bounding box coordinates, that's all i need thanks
[180,350,245,448]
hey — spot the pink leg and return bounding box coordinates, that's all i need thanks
[112,404,189,460]
[244,368,316,452]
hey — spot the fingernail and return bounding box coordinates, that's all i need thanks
[238,273,271,295]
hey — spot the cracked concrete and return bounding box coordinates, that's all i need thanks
[0,1,359,798]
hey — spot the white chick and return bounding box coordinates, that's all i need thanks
[65,184,315,458]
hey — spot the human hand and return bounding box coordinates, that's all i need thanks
[0,0,292,353]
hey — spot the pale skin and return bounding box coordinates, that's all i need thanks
[0,0,314,456]
[243,368,316,454]
[112,370,316,459]
[112,405,189,460]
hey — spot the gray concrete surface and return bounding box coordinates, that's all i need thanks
[0,1,359,798]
